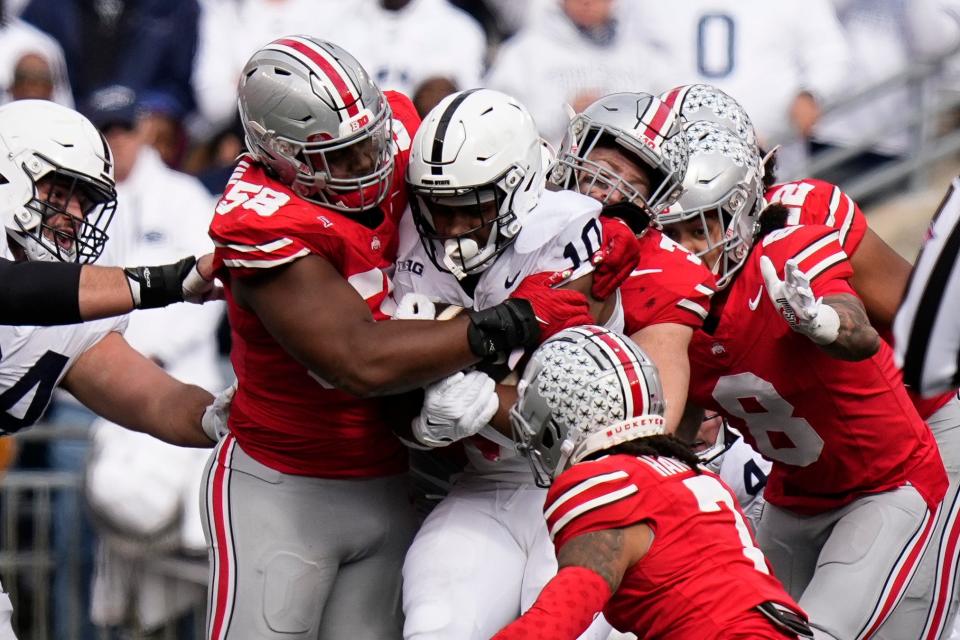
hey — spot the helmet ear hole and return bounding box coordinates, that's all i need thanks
[542,424,556,449]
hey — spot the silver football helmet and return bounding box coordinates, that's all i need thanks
[661,84,757,148]
[0,100,116,263]
[238,36,394,213]
[659,121,764,289]
[407,89,544,279]
[551,92,688,216]
[510,326,666,487]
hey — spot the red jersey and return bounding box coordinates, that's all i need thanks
[208,91,420,478]
[621,228,717,334]
[546,454,803,638]
[687,224,947,514]
[765,179,953,418]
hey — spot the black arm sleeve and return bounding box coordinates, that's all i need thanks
[0,258,83,325]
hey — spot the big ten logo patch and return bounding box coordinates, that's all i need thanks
[349,113,370,132]
[396,259,424,276]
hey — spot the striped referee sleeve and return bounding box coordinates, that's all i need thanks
[894,177,960,396]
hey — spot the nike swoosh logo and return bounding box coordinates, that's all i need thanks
[748,286,764,311]
[505,271,521,288]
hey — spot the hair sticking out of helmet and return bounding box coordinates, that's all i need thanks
[0,100,117,263]
[510,325,667,487]
[237,36,395,214]
[407,89,545,279]
[658,121,764,289]
[551,92,688,218]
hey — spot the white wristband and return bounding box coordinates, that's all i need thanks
[807,304,840,345]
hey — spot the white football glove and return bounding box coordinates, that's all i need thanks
[412,371,499,447]
[760,256,839,345]
[394,292,437,320]
[201,382,236,443]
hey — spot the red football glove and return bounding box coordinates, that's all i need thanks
[510,272,595,343]
[590,216,641,300]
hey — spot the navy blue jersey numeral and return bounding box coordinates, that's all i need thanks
[697,14,736,79]
[0,351,70,434]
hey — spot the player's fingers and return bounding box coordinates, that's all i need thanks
[759,256,781,292]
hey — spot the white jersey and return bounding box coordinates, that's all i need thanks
[394,189,624,482]
[714,434,771,533]
[0,315,127,435]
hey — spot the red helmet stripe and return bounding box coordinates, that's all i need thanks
[641,99,674,146]
[580,326,647,418]
[661,86,686,108]
[275,38,360,118]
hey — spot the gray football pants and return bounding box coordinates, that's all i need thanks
[758,485,935,640]
[875,395,960,640]
[200,435,417,640]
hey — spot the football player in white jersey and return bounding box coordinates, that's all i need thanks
[394,88,619,640]
[0,103,218,326]
[0,100,224,637]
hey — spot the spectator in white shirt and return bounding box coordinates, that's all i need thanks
[337,0,486,98]
[191,0,350,135]
[627,0,851,146]
[485,0,667,145]
[0,10,71,106]
[87,85,223,391]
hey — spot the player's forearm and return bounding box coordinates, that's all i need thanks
[491,567,612,640]
[489,383,519,435]
[138,383,216,448]
[821,294,880,361]
[630,324,693,435]
[77,265,136,320]
[329,315,480,396]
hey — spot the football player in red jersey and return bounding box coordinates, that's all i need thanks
[659,119,948,639]
[492,325,812,640]
[550,92,717,434]
[204,38,543,640]
[665,82,960,639]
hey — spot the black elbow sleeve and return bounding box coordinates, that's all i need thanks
[0,258,83,325]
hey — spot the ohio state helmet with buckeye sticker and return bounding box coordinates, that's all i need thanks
[510,325,666,487]
[238,35,394,214]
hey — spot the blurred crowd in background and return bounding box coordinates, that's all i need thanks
[2,0,960,638]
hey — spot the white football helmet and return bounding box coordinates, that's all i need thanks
[510,326,666,487]
[238,36,394,214]
[659,121,764,289]
[0,100,116,263]
[551,92,688,219]
[407,89,544,279]
[661,84,757,148]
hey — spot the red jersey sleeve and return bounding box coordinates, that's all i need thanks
[545,457,652,552]
[621,229,717,333]
[758,224,855,298]
[765,179,866,255]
